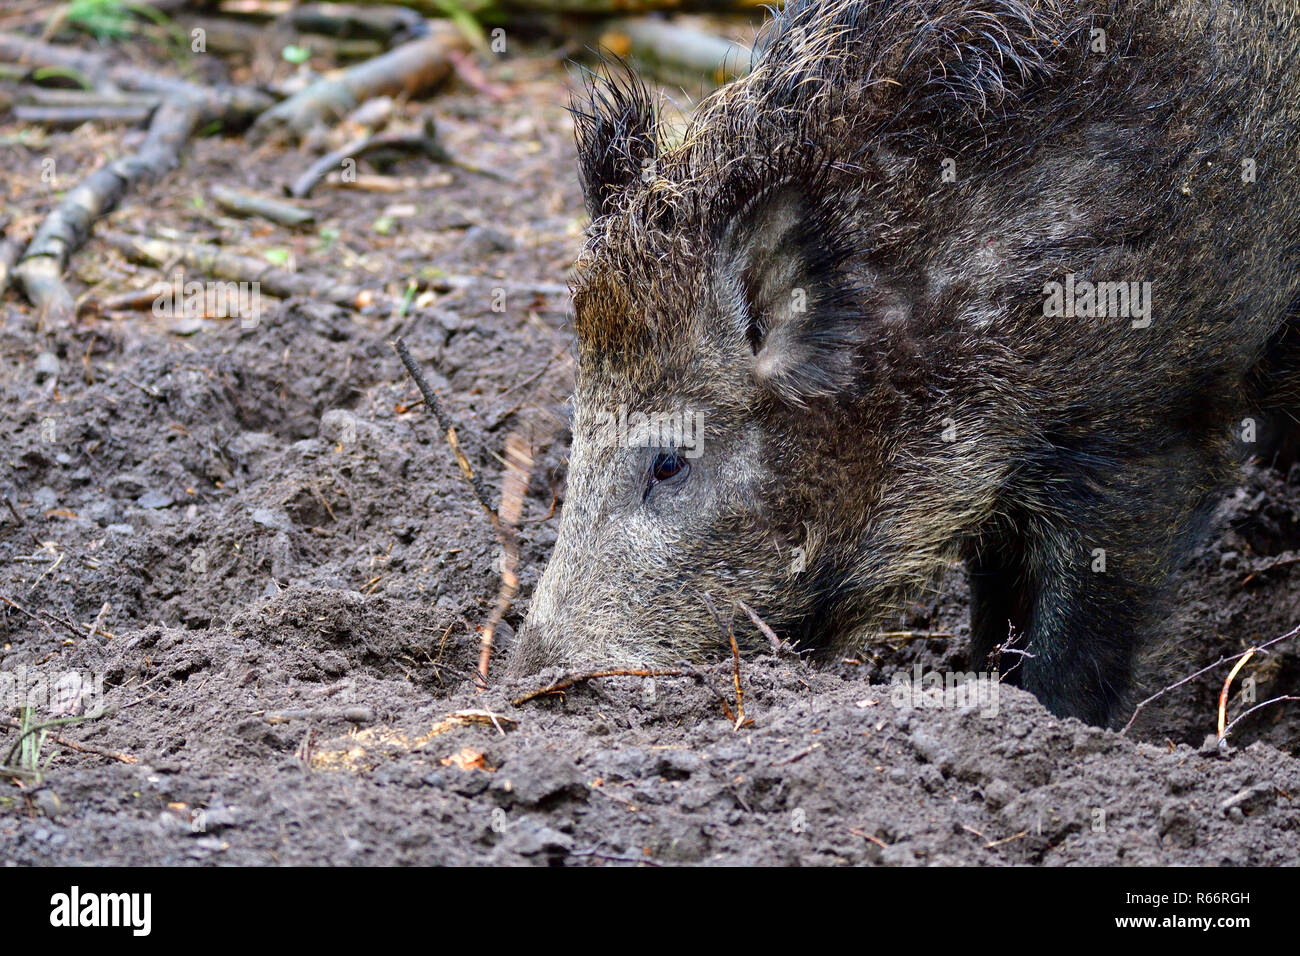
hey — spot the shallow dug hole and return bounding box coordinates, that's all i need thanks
[3,44,1300,865]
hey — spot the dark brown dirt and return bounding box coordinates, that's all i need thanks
[2,31,1298,866]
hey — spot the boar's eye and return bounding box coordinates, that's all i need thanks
[653,452,687,481]
[646,451,690,499]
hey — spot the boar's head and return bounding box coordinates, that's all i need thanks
[507,0,1076,674]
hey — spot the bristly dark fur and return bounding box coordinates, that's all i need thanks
[570,61,659,220]
[515,0,1300,726]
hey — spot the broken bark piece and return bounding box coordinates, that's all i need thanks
[249,23,468,144]
[210,184,316,227]
[15,96,201,326]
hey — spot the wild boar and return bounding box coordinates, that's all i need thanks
[507,0,1300,725]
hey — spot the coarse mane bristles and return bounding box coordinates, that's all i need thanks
[569,0,1092,349]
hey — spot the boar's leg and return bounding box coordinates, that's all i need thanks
[965,528,1035,679]
[969,461,1219,726]
[1249,302,1300,471]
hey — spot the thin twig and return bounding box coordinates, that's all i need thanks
[1120,623,1300,734]
[702,592,750,728]
[1221,695,1300,740]
[3,709,108,767]
[391,337,497,526]
[511,668,688,706]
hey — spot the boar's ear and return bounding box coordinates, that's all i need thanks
[570,66,658,219]
[716,185,865,404]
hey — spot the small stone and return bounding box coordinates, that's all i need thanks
[459,225,516,256]
[320,409,358,444]
[251,507,291,532]
[33,352,60,381]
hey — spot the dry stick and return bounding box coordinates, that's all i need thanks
[0,592,111,641]
[737,599,796,656]
[285,3,426,44]
[101,231,384,309]
[511,668,688,706]
[333,0,772,13]
[1120,623,1300,735]
[0,32,273,125]
[21,87,163,108]
[2,718,136,764]
[392,338,525,689]
[12,103,155,127]
[0,592,62,640]
[702,592,748,727]
[1221,695,1300,739]
[209,183,315,227]
[598,18,752,84]
[290,128,449,198]
[728,627,746,730]
[391,337,497,524]
[249,24,468,144]
[263,706,375,724]
[1240,552,1300,587]
[15,96,200,325]
[3,709,111,767]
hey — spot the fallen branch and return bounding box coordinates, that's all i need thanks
[392,338,537,689]
[249,23,467,144]
[102,230,385,309]
[12,102,155,127]
[332,0,772,13]
[0,31,274,125]
[3,707,113,768]
[286,2,427,45]
[0,592,114,641]
[20,87,162,108]
[737,599,798,657]
[15,96,201,325]
[3,718,137,765]
[210,183,315,227]
[289,126,451,198]
[598,18,751,84]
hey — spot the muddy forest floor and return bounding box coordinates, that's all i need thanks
[2,16,1300,866]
